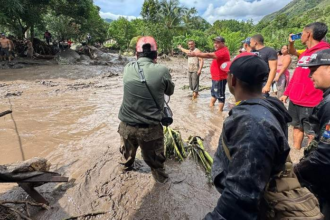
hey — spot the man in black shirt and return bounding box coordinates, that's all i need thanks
[250,34,278,97]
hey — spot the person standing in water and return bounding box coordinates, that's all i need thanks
[178,40,204,100]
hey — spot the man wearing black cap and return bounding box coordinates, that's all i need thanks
[294,49,330,219]
[188,36,230,111]
[205,52,291,219]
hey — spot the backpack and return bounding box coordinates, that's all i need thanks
[221,138,324,220]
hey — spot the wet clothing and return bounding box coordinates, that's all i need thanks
[0,47,9,57]
[210,47,230,81]
[284,42,330,107]
[288,101,314,135]
[211,79,227,103]
[187,48,200,92]
[118,58,175,125]
[188,71,199,92]
[294,88,330,219]
[188,48,200,72]
[205,97,291,220]
[118,122,168,182]
[118,57,174,183]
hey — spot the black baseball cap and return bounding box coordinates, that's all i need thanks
[213,36,225,43]
[221,52,269,85]
[298,49,330,67]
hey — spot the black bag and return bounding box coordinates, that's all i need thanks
[135,62,173,126]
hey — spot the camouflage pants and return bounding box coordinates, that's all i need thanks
[118,122,168,182]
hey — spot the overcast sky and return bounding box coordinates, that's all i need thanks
[94,0,292,23]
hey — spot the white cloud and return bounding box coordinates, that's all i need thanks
[99,11,139,21]
[202,0,292,24]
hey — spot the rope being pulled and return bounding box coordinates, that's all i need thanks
[0,110,12,118]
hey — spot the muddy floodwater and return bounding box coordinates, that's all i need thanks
[0,58,302,219]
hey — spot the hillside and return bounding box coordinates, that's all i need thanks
[261,0,330,22]
[104,18,113,23]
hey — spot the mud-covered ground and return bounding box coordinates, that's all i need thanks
[0,57,302,219]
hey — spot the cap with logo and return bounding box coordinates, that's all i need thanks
[220,52,269,85]
[298,49,330,67]
[1,33,5,36]
[213,36,225,43]
[241,37,251,46]
[136,36,157,52]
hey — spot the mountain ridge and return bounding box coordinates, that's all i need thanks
[261,0,330,22]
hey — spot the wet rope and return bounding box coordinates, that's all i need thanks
[7,97,25,161]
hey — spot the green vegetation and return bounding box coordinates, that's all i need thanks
[1,0,329,53]
[164,127,213,178]
[0,0,108,42]
[107,0,330,54]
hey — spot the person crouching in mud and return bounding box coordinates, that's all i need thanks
[205,52,291,219]
[117,36,175,184]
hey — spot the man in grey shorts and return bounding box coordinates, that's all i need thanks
[178,40,204,100]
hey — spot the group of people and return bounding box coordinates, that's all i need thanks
[118,20,330,219]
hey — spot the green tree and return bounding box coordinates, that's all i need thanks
[108,17,136,51]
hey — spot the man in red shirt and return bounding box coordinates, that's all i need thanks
[188,36,230,111]
[280,22,330,150]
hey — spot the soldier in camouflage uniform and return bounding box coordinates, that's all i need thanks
[118,36,175,183]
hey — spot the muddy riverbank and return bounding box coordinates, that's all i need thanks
[0,57,302,219]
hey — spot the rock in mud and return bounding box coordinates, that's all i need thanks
[0,157,50,174]
[4,91,22,98]
[56,49,81,65]
[79,55,92,65]
[38,81,59,87]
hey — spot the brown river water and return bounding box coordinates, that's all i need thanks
[0,58,302,219]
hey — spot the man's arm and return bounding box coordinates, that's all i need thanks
[177,45,190,54]
[288,34,300,57]
[164,69,175,96]
[7,40,11,50]
[263,59,277,93]
[188,51,217,59]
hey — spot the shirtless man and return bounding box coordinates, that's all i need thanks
[0,34,12,61]
[178,40,204,100]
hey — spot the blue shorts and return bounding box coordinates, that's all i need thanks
[211,79,227,103]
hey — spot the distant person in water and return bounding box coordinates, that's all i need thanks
[178,40,204,100]
[188,36,230,111]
